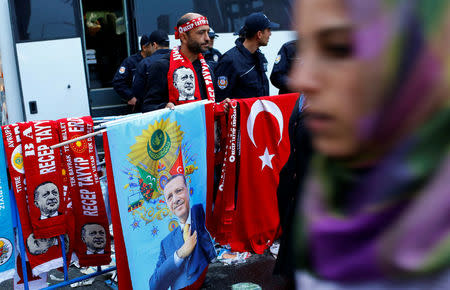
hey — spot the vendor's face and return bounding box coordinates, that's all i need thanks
[164,175,190,223]
[82,224,106,251]
[174,68,195,98]
[290,0,386,159]
[186,25,210,53]
[34,182,60,216]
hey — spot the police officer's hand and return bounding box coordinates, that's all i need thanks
[176,230,197,258]
[128,97,138,106]
[165,102,175,110]
[221,98,232,113]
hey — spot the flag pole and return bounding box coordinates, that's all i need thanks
[50,129,106,149]
[50,100,213,149]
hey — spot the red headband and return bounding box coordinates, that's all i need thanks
[174,16,209,39]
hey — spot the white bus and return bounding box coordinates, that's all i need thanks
[0,0,295,124]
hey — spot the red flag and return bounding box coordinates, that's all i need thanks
[169,148,185,176]
[231,94,298,254]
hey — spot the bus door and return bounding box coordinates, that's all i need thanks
[80,0,137,117]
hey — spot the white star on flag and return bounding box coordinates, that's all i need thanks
[259,147,275,170]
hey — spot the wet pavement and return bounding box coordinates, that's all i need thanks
[0,251,292,289]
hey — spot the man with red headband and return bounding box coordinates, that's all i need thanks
[140,13,216,112]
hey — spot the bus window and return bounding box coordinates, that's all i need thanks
[11,0,79,42]
[81,0,129,89]
[134,0,292,35]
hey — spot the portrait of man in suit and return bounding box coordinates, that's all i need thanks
[173,67,196,101]
[149,174,216,290]
[81,223,107,255]
[26,233,57,255]
[34,181,60,220]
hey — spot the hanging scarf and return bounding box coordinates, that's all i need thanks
[167,47,215,105]
[19,121,67,238]
[2,124,64,276]
[57,117,111,267]
[211,101,238,243]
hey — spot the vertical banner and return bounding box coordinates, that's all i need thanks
[19,121,67,238]
[233,94,297,253]
[105,102,216,290]
[211,94,298,254]
[57,117,111,267]
[2,124,64,276]
[0,130,15,282]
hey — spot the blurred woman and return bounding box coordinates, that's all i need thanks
[289,0,450,288]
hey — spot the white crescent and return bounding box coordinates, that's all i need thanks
[247,100,284,147]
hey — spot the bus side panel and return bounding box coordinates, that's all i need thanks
[16,37,90,121]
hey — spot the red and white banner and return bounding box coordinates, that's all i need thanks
[19,121,67,239]
[2,124,64,276]
[212,93,298,254]
[57,117,111,267]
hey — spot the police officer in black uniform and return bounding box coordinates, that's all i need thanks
[202,28,222,66]
[214,13,279,101]
[132,30,171,105]
[270,40,297,94]
[112,34,152,113]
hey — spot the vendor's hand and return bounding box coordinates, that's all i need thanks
[176,230,197,259]
[221,98,231,114]
[128,97,137,106]
[166,102,175,110]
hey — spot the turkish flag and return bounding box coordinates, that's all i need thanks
[230,93,298,254]
[169,147,185,176]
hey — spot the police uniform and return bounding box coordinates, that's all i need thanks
[141,53,213,112]
[203,47,222,63]
[214,39,269,101]
[203,28,222,70]
[112,52,143,105]
[132,48,171,102]
[270,40,297,94]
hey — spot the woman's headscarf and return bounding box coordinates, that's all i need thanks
[295,0,450,281]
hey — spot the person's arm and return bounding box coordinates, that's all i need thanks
[141,59,170,112]
[270,44,290,93]
[112,58,135,102]
[214,55,238,102]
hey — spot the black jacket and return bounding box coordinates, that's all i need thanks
[274,95,312,279]
[214,39,269,101]
[112,52,143,101]
[132,48,171,102]
[270,40,297,95]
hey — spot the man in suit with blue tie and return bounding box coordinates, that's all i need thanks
[149,174,216,290]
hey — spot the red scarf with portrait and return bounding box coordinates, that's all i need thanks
[19,121,67,239]
[167,46,215,105]
[2,124,65,276]
[57,117,111,267]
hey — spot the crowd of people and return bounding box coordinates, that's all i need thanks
[113,2,450,289]
[112,12,295,114]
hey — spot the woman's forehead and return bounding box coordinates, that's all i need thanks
[296,0,352,35]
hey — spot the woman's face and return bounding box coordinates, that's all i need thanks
[290,0,387,159]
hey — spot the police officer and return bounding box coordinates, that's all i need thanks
[132,30,171,104]
[270,40,297,94]
[214,13,279,101]
[202,28,222,65]
[112,34,152,113]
